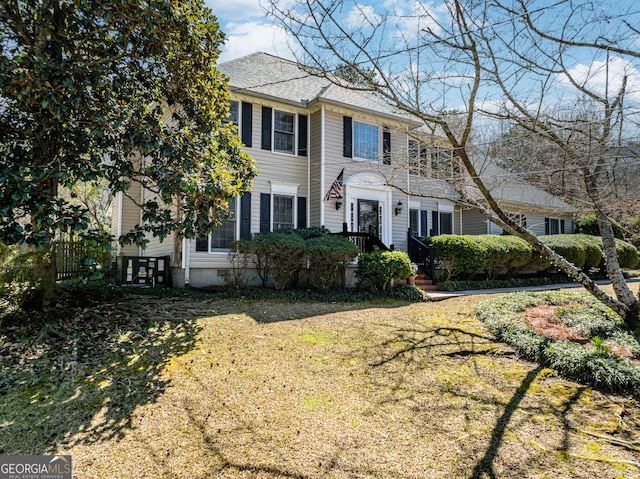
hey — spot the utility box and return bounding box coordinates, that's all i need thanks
[121,256,171,287]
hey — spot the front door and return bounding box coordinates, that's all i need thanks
[358,199,380,237]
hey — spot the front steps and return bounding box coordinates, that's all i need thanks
[395,274,439,291]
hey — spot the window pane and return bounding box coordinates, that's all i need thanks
[549,218,560,235]
[227,101,239,126]
[440,212,453,234]
[273,110,295,154]
[273,194,294,230]
[210,197,236,250]
[409,209,419,236]
[353,121,379,161]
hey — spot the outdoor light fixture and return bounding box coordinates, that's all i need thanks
[335,196,343,210]
[395,200,403,216]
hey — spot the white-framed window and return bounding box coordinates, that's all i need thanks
[545,217,565,235]
[273,109,295,154]
[227,100,239,126]
[210,197,238,251]
[273,194,295,230]
[408,140,429,176]
[353,120,379,161]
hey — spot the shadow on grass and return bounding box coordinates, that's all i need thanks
[0,295,203,454]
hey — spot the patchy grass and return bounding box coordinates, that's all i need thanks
[1,289,639,478]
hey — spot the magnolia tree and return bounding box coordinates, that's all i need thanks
[0,1,255,270]
[267,0,640,328]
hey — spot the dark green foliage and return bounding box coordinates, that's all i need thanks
[476,292,640,397]
[476,235,532,278]
[614,238,639,269]
[0,0,255,249]
[571,234,603,271]
[0,247,55,311]
[356,250,413,291]
[278,227,331,239]
[575,214,626,240]
[537,234,587,269]
[307,235,359,292]
[249,232,306,290]
[427,235,488,280]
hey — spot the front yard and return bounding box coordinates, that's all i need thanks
[1,290,639,478]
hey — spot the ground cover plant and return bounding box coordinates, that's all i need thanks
[476,291,640,398]
[1,286,639,478]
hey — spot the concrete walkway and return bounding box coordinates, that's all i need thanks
[428,277,640,301]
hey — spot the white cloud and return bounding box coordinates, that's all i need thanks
[558,56,640,104]
[345,4,381,29]
[219,21,296,63]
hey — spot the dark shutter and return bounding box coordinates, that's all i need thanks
[298,114,308,157]
[420,210,428,238]
[560,219,566,234]
[240,192,251,239]
[544,217,550,235]
[343,116,353,158]
[382,126,391,165]
[260,193,271,232]
[297,196,307,228]
[241,102,252,147]
[431,211,439,236]
[195,237,208,252]
[261,106,272,150]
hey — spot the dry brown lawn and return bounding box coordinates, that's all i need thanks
[2,291,639,479]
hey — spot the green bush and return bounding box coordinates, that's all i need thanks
[427,235,488,280]
[0,247,56,311]
[614,238,639,269]
[307,235,359,292]
[356,250,413,291]
[237,232,306,289]
[476,235,532,278]
[278,226,331,240]
[575,213,625,240]
[571,234,603,271]
[538,234,587,269]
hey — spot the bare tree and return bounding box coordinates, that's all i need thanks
[267,0,640,328]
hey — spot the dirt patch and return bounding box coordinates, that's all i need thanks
[523,304,639,364]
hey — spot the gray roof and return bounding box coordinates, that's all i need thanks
[480,161,578,213]
[218,52,417,123]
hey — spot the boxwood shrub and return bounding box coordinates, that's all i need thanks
[356,250,413,291]
[427,234,488,280]
[307,235,359,292]
[476,235,532,278]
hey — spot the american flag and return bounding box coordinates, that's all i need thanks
[324,169,344,201]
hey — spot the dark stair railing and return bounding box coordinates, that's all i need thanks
[333,223,391,254]
[407,229,435,281]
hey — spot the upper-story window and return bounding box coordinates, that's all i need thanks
[408,140,429,176]
[353,120,379,161]
[273,110,295,154]
[261,106,307,157]
[228,100,239,126]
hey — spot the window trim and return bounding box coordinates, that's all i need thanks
[272,108,297,156]
[352,120,380,162]
[207,197,241,253]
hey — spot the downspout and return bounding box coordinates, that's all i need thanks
[116,191,123,258]
[307,109,311,227]
[320,104,326,227]
[184,239,191,287]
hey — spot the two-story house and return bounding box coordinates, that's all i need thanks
[111,52,576,287]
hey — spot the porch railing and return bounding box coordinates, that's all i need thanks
[407,229,435,281]
[333,223,391,254]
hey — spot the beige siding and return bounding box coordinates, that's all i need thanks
[462,209,489,235]
[116,183,142,257]
[309,110,323,227]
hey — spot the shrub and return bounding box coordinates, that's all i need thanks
[307,235,359,292]
[427,235,488,280]
[539,234,587,269]
[614,238,639,269]
[476,235,532,278]
[278,226,331,240]
[0,247,56,311]
[575,213,625,240]
[571,234,603,271]
[356,250,413,291]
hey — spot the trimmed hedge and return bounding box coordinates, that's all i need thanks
[426,233,639,280]
[575,213,626,240]
[307,235,359,292]
[356,250,413,291]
